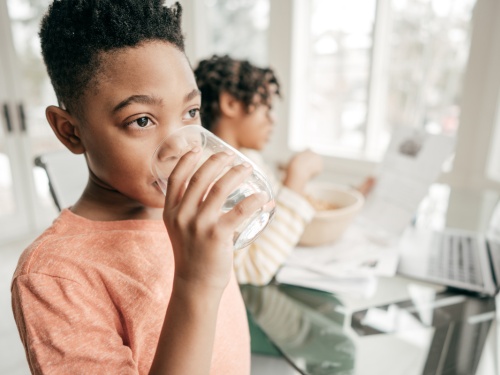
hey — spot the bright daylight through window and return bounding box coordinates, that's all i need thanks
[289,0,476,161]
[199,0,270,67]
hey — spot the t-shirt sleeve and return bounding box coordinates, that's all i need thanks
[12,273,138,375]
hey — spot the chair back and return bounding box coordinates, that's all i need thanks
[35,150,88,211]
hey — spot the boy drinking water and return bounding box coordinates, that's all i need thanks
[11,1,266,374]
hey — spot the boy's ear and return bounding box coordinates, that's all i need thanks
[45,106,85,155]
[219,92,245,118]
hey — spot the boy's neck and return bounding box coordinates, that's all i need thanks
[71,180,163,222]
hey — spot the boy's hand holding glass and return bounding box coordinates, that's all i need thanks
[151,125,276,250]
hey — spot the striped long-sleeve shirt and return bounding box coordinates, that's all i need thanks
[234,149,316,285]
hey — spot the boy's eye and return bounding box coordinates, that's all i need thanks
[183,108,200,120]
[125,116,154,129]
[136,117,150,127]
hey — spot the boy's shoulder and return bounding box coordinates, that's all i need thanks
[13,209,169,283]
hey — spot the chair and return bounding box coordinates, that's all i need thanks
[34,149,88,211]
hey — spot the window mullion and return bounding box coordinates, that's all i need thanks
[288,0,311,152]
[263,0,295,164]
[365,0,391,160]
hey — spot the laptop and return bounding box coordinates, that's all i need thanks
[397,186,500,296]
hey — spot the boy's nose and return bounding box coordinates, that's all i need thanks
[158,124,183,142]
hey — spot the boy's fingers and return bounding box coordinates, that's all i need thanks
[219,192,270,231]
[165,148,202,207]
[197,162,253,218]
[178,151,237,211]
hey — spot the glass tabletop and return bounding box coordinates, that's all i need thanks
[242,276,497,375]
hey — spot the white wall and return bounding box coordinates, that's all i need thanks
[442,0,500,191]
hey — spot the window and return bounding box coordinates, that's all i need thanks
[192,0,270,66]
[184,0,499,189]
[290,0,476,161]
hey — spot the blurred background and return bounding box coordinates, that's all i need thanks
[2,1,500,374]
[1,0,500,243]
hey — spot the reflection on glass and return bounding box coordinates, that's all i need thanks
[242,285,355,374]
[244,281,495,375]
[202,0,269,66]
[350,289,495,375]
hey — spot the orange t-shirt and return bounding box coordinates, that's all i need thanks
[11,209,250,374]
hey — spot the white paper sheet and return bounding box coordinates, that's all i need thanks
[358,126,455,237]
[284,225,400,278]
[275,224,400,295]
[275,266,378,296]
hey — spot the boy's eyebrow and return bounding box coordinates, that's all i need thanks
[112,95,163,113]
[185,89,201,102]
[112,90,201,113]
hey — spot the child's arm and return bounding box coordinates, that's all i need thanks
[149,149,266,375]
[233,152,373,285]
[234,187,315,285]
[282,150,324,195]
[232,150,321,285]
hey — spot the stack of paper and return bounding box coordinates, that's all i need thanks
[275,224,400,296]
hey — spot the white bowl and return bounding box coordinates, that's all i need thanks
[299,182,365,246]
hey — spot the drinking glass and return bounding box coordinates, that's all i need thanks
[151,125,276,250]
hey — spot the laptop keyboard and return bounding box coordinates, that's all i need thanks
[428,231,484,286]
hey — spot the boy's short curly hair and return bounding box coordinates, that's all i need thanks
[193,55,281,131]
[40,0,184,116]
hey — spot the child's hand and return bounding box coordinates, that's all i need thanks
[357,176,376,197]
[283,150,323,195]
[162,149,267,292]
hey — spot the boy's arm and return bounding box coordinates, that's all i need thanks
[149,149,266,374]
[148,280,222,374]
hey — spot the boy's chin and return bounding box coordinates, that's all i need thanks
[133,188,165,209]
[147,195,166,209]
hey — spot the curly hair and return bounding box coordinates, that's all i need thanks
[39,0,184,116]
[193,55,281,131]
